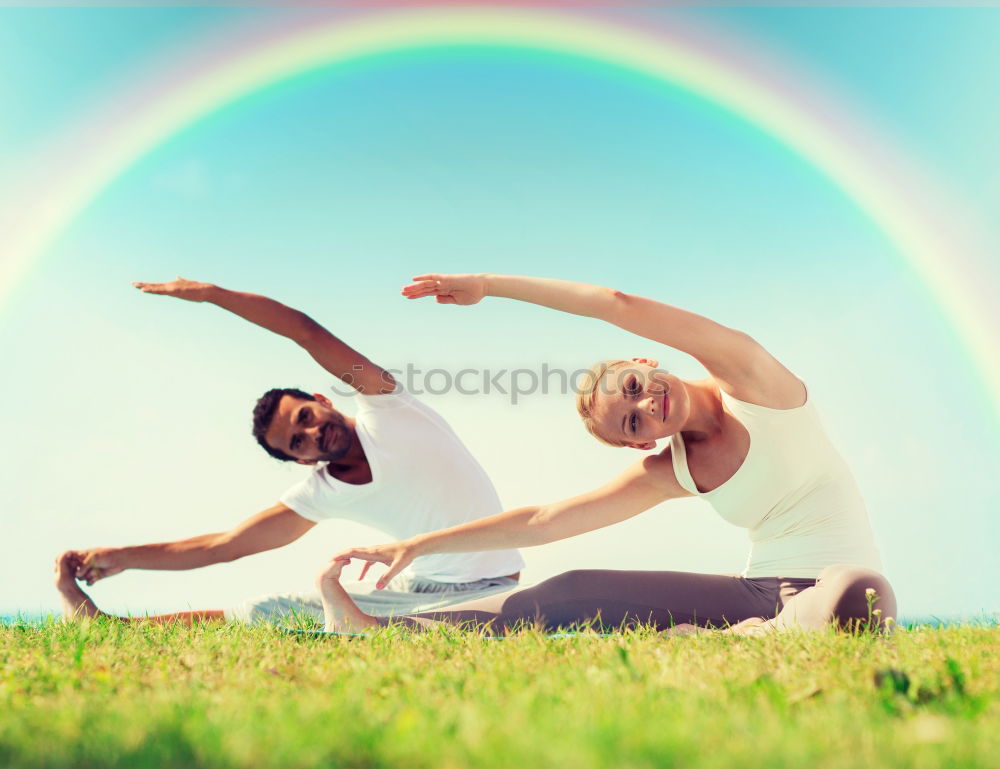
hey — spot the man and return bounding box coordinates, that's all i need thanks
[63,277,523,624]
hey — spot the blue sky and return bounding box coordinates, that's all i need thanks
[2,6,998,620]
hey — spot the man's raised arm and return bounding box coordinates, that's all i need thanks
[133,277,395,394]
[74,503,316,585]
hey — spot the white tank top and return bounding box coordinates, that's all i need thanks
[669,385,883,579]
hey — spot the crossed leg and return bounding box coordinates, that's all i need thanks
[684,564,897,636]
[764,563,897,633]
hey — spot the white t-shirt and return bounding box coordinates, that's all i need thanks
[280,385,525,582]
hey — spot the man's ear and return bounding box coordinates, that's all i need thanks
[312,393,333,408]
[630,357,660,369]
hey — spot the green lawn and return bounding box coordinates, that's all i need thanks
[1,620,997,769]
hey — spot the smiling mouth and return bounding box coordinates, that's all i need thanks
[320,425,332,452]
[662,393,669,422]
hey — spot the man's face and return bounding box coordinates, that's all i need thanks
[264,394,353,464]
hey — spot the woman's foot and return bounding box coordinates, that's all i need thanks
[315,558,378,633]
[661,617,774,637]
[53,551,103,621]
[723,616,774,636]
[662,623,707,637]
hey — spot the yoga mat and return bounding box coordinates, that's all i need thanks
[282,627,615,640]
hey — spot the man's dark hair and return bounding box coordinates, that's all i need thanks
[252,388,316,462]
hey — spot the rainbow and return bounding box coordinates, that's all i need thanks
[2,7,998,423]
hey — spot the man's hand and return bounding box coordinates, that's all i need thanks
[401,274,487,306]
[74,548,126,586]
[133,277,215,302]
[333,540,420,590]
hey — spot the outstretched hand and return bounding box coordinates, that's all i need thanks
[73,548,125,586]
[401,274,487,306]
[333,540,419,590]
[133,276,214,302]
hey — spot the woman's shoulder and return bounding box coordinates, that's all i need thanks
[719,378,809,412]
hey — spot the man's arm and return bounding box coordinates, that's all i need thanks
[74,503,316,585]
[133,277,395,394]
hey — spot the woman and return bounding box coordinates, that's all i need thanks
[325,273,895,635]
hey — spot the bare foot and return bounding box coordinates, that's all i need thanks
[723,616,774,636]
[53,551,102,621]
[315,558,378,632]
[662,623,708,637]
[662,618,774,638]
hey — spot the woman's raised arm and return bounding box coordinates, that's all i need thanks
[403,273,804,405]
[405,274,754,377]
[335,451,690,589]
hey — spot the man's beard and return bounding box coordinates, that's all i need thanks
[317,420,352,462]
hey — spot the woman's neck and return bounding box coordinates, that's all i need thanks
[678,378,725,443]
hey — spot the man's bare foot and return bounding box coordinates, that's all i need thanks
[53,551,102,621]
[315,558,378,633]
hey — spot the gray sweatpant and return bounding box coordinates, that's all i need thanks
[225,574,519,624]
[385,564,896,632]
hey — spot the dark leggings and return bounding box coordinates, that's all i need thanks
[381,564,896,633]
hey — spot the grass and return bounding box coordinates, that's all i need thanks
[1,620,998,769]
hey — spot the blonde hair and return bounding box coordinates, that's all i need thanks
[575,359,634,447]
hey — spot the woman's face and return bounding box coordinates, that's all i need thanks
[590,361,687,449]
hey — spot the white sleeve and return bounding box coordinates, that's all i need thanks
[353,380,414,413]
[279,471,337,523]
[353,381,456,438]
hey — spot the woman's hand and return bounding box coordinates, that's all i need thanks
[334,540,420,590]
[133,276,215,302]
[401,273,488,306]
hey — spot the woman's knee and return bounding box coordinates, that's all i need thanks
[820,565,897,630]
[518,570,602,602]
[498,570,602,624]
